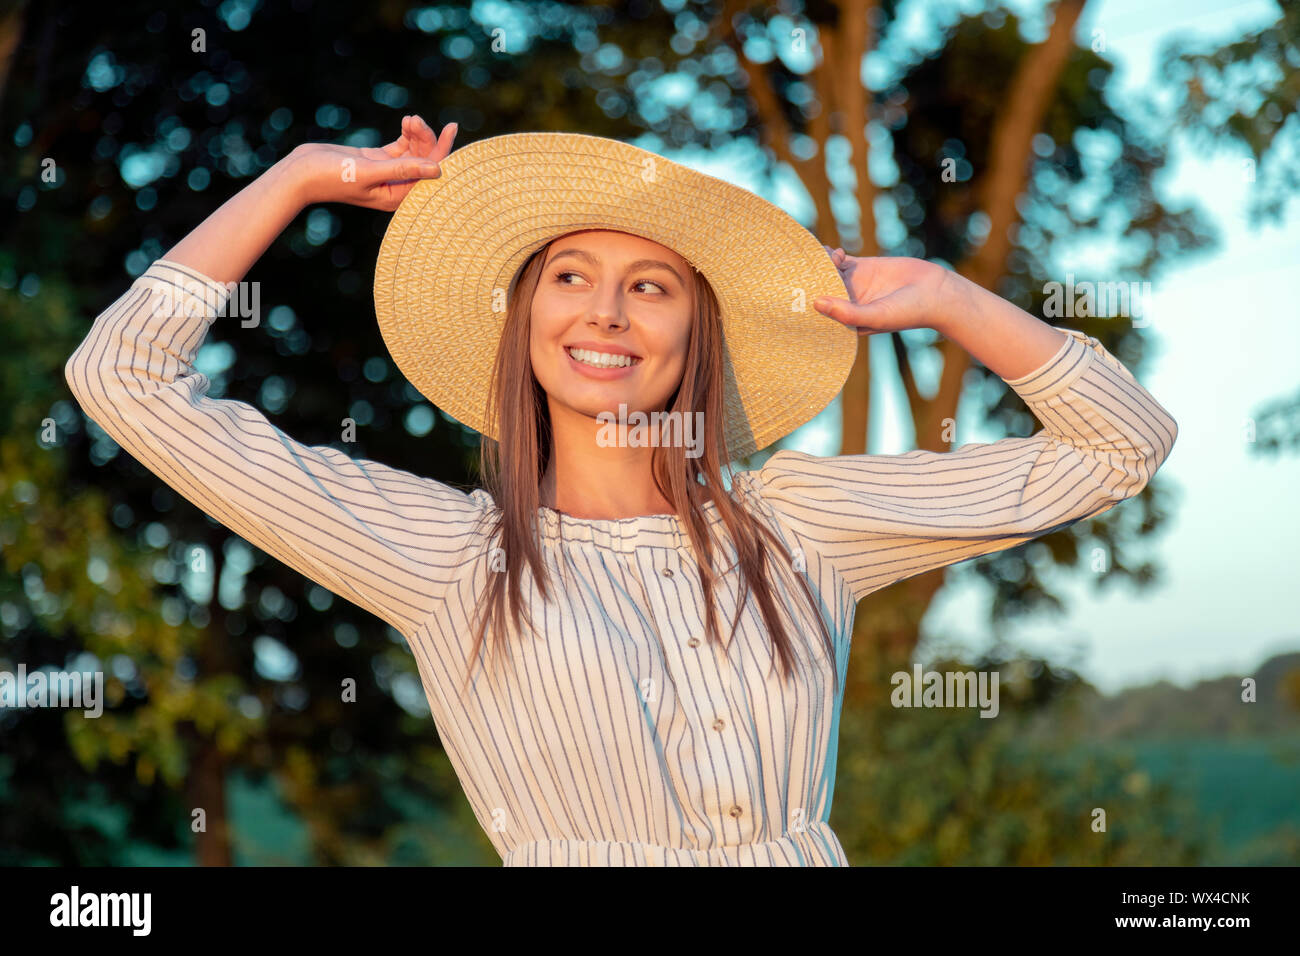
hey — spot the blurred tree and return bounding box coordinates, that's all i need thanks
[1155,2,1300,455]
[1161,2,1299,226]
[0,276,222,864]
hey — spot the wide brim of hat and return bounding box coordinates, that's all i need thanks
[373,131,858,461]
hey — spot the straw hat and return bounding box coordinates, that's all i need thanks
[372,131,858,461]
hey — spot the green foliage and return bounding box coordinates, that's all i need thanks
[0,278,263,790]
[832,643,1204,865]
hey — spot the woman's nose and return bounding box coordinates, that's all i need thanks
[588,291,628,330]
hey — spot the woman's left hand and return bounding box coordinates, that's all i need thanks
[814,248,957,335]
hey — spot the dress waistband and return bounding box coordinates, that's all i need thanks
[501,821,847,866]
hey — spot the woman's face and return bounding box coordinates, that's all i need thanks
[529,229,695,432]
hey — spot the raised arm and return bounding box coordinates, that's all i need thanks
[738,255,1178,605]
[63,117,486,637]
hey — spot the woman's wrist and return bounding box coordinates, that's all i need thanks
[931,269,1070,379]
[928,266,977,338]
[277,144,319,211]
[159,151,309,287]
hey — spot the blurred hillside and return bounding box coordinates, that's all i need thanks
[1077,651,1300,739]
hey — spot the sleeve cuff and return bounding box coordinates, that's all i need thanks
[1004,327,1095,403]
[134,258,236,321]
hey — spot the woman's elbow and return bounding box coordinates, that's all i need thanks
[1148,410,1179,475]
[64,346,95,412]
[1117,422,1177,501]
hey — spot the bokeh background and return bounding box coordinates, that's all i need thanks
[2,0,1297,866]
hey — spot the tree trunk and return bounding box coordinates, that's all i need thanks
[187,737,234,866]
[187,539,234,866]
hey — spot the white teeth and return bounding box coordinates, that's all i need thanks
[567,347,639,369]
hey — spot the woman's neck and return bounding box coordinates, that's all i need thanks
[539,467,676,520]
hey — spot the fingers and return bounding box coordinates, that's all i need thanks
[816,284,925,335]
[390,115,457,162]
[435,120,458,158]
[385,115,426,160]
[377,114,458,162]
[813,295,853,320]
[408,115,439,148]
[822,245,848,270]
[394,115,417,156]
[364,155,442,189]
[377,128,408,158]
[812,294,883,334]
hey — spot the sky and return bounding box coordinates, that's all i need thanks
[665,0,1299,693]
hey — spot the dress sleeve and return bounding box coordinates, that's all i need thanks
[63,258,489,637]
[737,327,1178,605]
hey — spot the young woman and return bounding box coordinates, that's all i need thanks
[64,115,1178,866]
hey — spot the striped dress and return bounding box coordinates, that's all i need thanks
[64,259,1178,865]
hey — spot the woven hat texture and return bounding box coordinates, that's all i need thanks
[373,131,858,460]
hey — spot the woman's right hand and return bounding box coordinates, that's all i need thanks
[291,115,457,212]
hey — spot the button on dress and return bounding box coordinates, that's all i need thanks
[63,259,1179,866]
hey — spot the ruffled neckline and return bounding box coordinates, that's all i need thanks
[468,486,745,555]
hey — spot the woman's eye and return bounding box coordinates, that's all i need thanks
[553,271,666,295]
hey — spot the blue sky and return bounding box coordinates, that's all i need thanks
[664,0,1298,693]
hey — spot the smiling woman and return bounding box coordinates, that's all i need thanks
[528,230,697,515]
[469,223,838,716]
[63,127,1176,866]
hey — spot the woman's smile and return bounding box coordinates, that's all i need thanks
[564,343,644,379]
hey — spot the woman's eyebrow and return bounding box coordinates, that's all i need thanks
[549,248,686,287]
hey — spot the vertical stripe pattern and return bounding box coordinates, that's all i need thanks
[64,259,1177,866]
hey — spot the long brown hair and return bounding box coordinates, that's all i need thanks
[457,238,837,700]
